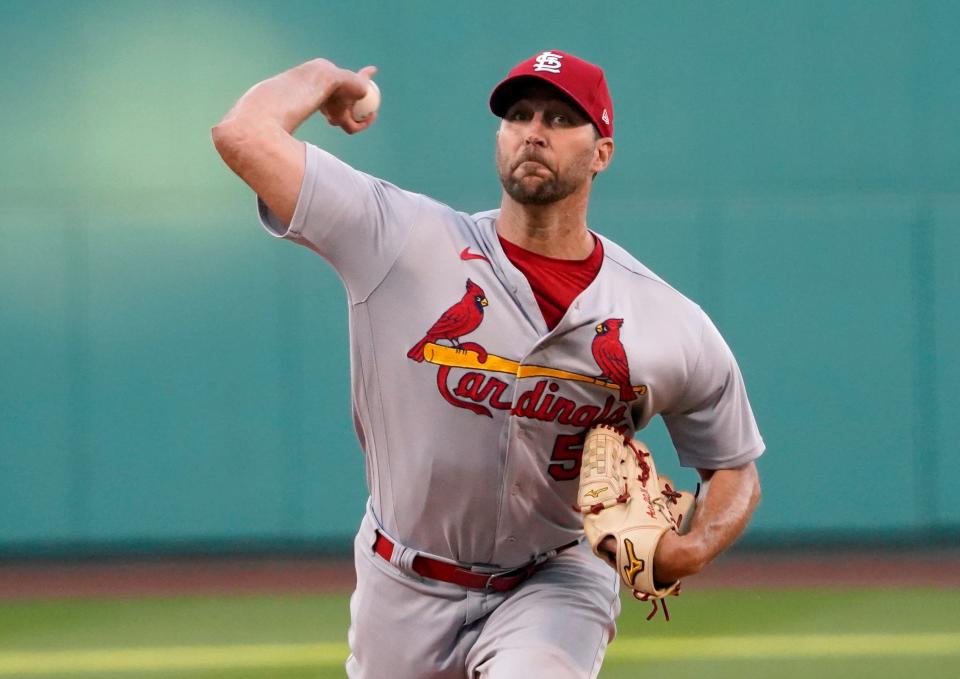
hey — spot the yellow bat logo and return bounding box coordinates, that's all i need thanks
[622,538,645,584]
[584,487,608,499]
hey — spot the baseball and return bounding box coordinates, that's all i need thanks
[351,80,380,122]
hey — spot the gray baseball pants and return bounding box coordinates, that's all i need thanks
[345,509,621,679]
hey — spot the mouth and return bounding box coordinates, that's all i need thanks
[513,153,550,171]
[514,159,552,176]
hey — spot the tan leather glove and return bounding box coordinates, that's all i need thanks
[578,424,697,614]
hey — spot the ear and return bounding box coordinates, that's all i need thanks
[591,138,615,174]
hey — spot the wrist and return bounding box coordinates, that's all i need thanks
[266,59,341,133]
[297,59,342,99]
[680,533,709,575]
[654,531,707,582]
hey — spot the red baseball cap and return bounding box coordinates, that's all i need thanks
[489,50,614,138]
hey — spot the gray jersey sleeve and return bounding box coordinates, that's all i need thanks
[258,142,421,302]
[662,309,765,470]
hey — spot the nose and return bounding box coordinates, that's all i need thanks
[524,133,547,148]
[523,112,548,147]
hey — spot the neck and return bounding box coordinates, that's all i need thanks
[496,186,594,260]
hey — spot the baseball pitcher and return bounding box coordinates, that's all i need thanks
[212,49,764,679]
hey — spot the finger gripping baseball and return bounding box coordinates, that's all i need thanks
[579,425,695,606]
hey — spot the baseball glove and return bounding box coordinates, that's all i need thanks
[578,424,697,618]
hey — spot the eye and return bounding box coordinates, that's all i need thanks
[551,113,568,125]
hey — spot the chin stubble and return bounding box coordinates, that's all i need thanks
[496,147,591,206]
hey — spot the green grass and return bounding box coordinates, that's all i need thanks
[1,589,958,678]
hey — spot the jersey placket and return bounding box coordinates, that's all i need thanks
[484,222,604,565]
[481,222,548,563]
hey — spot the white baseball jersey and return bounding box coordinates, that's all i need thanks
[259,143,764,569]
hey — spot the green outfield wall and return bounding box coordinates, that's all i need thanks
[1,1,957,553]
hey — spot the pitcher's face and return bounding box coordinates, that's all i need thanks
[495,84,604,205]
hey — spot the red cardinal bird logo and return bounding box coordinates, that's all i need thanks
[407,279,489,362]
[591,318,637,402]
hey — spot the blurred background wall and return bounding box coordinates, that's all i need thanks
[1,0,957,555]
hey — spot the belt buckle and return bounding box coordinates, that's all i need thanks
[483,569,508,591]
[483,565,526,591]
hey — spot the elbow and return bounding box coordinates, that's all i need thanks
[211,117,266,172]
[211,118,243,158]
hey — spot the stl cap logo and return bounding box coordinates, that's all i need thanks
[601,109,610,125]
[533,51,563,74]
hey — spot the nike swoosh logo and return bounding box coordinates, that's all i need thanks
[460,247,490,264]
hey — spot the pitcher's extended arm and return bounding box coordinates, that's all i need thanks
[211,59,377,224]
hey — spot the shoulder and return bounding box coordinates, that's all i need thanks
[596,233,704,318]
[596,233,666,283]
[412,198,494,239]
[304,142,451,215]
[373,184,494,249]
[471,208,500,222]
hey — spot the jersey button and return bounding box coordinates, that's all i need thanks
[506,536,517,543]
[511,484,520,496]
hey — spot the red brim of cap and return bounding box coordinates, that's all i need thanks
[489,74,602,135]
